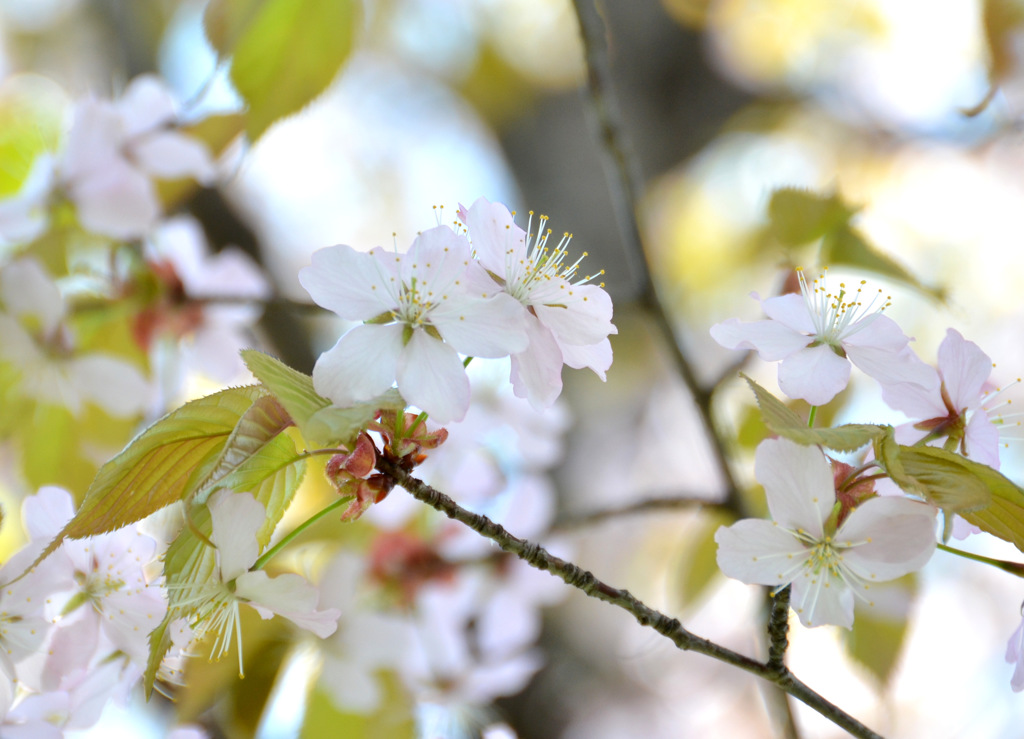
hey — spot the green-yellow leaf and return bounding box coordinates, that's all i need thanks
[191,394,294,505]
[820,227,945,302]
[204,0,361,140]
[892,446,992,514]
[33,385,267,571]
[741,374,886,451]
[768,188,852,246]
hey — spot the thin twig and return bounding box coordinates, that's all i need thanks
[378,458,884,739]
[554,496,730,530]
[570,0,745,520]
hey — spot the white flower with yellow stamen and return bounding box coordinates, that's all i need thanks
[715,438,937,628]
[459,197,617,409]
[299,225,529,424]
[711,267,936,405]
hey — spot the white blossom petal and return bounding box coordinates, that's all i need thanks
[710,317,812,361]
[235,570,340,638]
[208,490,265,581]
[760,293,817,334]
[789,569,854,628]
[312,323,404,407]
[936,328,992,410]
[714,518,810,586]
[300,244,398,320]
[755,438,834,536]
[777,344,851,405]
[837,497,936,581]
[396,329,470,423]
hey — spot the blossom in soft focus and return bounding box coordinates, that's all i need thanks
[459,197,616,409]
[715,438,937,628]
[0,258,149,416]
[60,75,215,239]
[1006,608,1024,692]
[17,487,166,676]
[185,491,340,676]
[710,268,936,405]
[299,226,528,423]
[142,215,270,385]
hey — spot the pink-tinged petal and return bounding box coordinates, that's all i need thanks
[396,329,469,423]
[777,344,851,405]
[965,411,1001,468]
[403,225,473,291]
[1007,618,1024,691]
[715,518,810,586]
[841,313,910,351]
[70,354,149,417]
[560,338,612,378]
[837,497,936,581]
[761,293,816,334]
[312,323,403,407]
[847,344,938,391]
[950,515,981,540]
[300,245,398,320]
[116,75,176,136]
[880,378,945,419]
[235,570,340,638]
[464,196,526,275]
[132,132,215,183]
[533,283,616,346]
[71,161,159,239]
[755,438,835,535]
[208,490,265,580]
[789,569,854,628]
[509,317,564,409]
[432,292,529,357]
[710,317,811,361]
[937,328,992,410]
[1,258,64,335]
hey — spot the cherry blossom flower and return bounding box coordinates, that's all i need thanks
[299,225,529,423]
[182,491,340,676]
[60,75,215,239]
[882,328,1009,469]
[710,268,936,405]
[459,197,616,409]
[142,216,270,385]
[715,438,937,628]
[0,259,149,417]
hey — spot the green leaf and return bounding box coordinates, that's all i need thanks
[820,227,945,302]
[204,0,361,140]
[191,394,294,505]
[958,463,1024,554]
[242,349,405,447]
[32,386,267,571]
[888,446,992,514]
[768,188,853,246]
[741,374,886,451]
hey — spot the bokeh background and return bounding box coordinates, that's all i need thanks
[4,0,1024,737]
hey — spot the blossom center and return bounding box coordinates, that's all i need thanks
[502,211,604,304]
[798,267,890,347]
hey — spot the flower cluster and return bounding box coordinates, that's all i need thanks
[712,267,1024,693]
[300,197,616,423]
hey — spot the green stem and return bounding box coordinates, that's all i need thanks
[937,543,1024,578]
[807,406,818,428]
[252,496,353,571]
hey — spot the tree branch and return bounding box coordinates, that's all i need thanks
[377,457,883,739]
